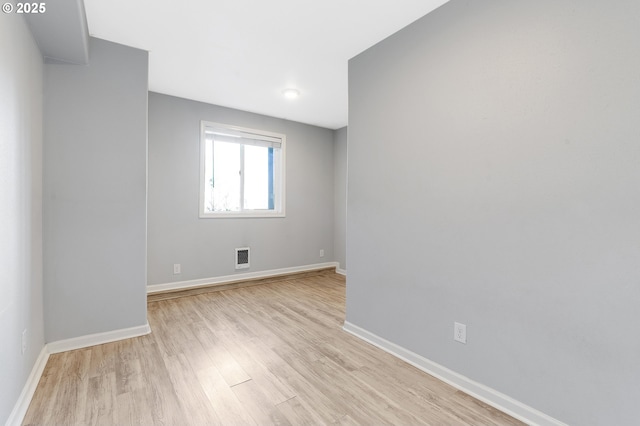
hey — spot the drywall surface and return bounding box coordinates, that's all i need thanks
[0,13,44,424]
[43,38,148,342]
[24,0,89,64]
[347,1,640,424]
[147,93,335,285]
[333,127,348,271]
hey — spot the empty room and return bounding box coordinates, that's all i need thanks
[2,0,638,425]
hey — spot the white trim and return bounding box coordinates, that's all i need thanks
[342,321,567,426]
[199,211,286,219]
[199,120,286,219]
[148,262,339,294]
[336,268,347,276]
[5,347,50,426]
[47,322,151,354]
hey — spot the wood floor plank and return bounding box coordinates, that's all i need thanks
[333,413,361,425]
[240,336,345,424]
[88,344,116,379]
[84,372,116,425]
[196,366,257,425]
[114,339,145,396]
[132,342,186,425]
[220,335,297,406]
[162,353,221,424]
[23,272,524,426]
[313,354,428,425]
[230,379,292,425]
[52,349,91,425]
[116,389,155,425]
[353,365,468,424]
[23,349,91,425]
[275,396,327,426]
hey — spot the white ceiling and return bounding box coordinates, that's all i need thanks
[83,0,448,129]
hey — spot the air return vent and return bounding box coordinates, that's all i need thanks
[235,247,250,270]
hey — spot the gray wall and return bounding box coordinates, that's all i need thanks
[347,1,640,424]
[44,38,148,342]
[333,127,347,271]
[0,14,45,424]
[148,93,335,285]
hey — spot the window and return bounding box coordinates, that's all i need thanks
[200,121,285,218]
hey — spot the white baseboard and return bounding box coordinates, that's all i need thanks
[47,322,151,354]
[147,262,340,294]
[336,268,346,276]
[5,347,50,426]
[342,321,566,426]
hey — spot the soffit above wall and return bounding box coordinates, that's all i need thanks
[83,0,450,129]
[24,0,89,64]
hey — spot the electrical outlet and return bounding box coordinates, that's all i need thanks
[454,322,467,344]
[173,263,181,274]
[22,329,27,355]
[319,249,325,257]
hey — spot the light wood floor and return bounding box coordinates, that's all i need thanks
[24,271,524,425]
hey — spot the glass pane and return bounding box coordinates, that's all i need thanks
[244,145,271,210]
[212,141,241,212]
[204,139,214,212]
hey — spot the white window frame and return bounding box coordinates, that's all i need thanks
[199,121,286,218]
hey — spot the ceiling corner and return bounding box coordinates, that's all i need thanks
[25,0,89,65]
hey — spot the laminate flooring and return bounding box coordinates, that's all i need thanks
[23,271,524,425]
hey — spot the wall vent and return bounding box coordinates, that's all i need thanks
[235,247,250,270]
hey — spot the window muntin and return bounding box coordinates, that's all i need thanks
[200,122,285,218]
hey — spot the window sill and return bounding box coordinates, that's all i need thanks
[199,212,286,219]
